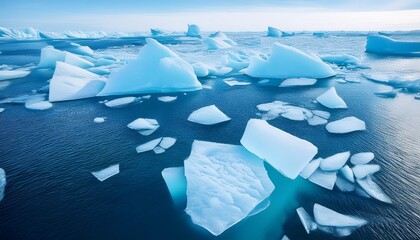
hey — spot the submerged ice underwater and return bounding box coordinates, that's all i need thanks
[0,25,420,240]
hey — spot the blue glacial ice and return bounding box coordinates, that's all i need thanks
[365,35,420,56]
[186,24,200,37]
[320,151,350,171]
[184,140,275,236]
[161,167,187,207]
[25,94,53,110]
[187,105,231,125]
[316,87,348,109]
[245,43,336,79]
[191,62,217,77]
[0,70,30,81]
[222,49,266,71]
[98,38,202,96]
[48,62,106,102]
[352,164,380,179]
[91,164,120,182]
[267,26,282,37]
[150,28,165,36]
[375,90,398,98]
[127,118,160,136]
[37,46,94,69]
[0,168,5,202]
[326,116,366,134]
[350,152,374,165]
[240,119,318,179]
[157,96,178,102]
[296,207,317,234]
[335,175,355,192]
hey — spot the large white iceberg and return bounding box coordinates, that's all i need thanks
[188,105,231,125]
[240,119,318,179]
[0,70,30,81]
[319,151,350,171]
[326,117,366,134]
[184,140,275,236]
[245,43,335,79]
[127,118,159,136]
[91,164,119,182]
[49,62,106,102]
[365,35,420,57]
[316,87,348,109]
[267,26,282,37]
[98,38,202,96]
[0,168,5,202]
[161,167,187,207]
[186,24,200,37]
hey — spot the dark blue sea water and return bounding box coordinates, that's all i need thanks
[0,33,419,240]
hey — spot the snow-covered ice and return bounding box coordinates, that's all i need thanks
[0,70,30,81]
[320,151,350,171]
[240,119,318,179]
[299,158,321,179]
[356,176,392,203]
[158,96,177,102]
[279,78,317,87]
[161,167,187,207]
[296,207,317,234]
[184,140,275,236]
[351,152,374,165]
[308,169,337,190]
[316,87,348,109]
[326,117,366,134]
[91,164,119,182]
[104,97,137,108]
[352,164,380,179]
[365,35,420,56]
[93,117,105,123]
[127,118,159,136]
[192,62,216,77]
[188,105,231,125]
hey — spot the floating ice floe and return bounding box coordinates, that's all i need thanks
[241,119,318,179]
[340,165,355,183]
[184,140,275,236]
[49,62,106,102]
[188,105,231,125]
[186,24,200,37]
[356,176,392,203]
[150,28,165,36]
[320,151,350,171]
[320,54,367,68]
[158,96,177,102]
[256,100,330,126]
[203,32,236,50]
[299,158,321,179]
[104,97,138,108]
[0,70,30,81]
[308,169,337,190]
[37,46,94,69]
[127,118,160,136]
[313,203,368,237]
[350,152,374,165]
[296,207,317,234]
[365,35,420,57]
[161,167,187,207]
[281,236,290,240]
[0,108,4,113]
[316,87,347,109]
[93,117,105,123]
[375,90,398,98]
[352,164,380,179]
[98,38,202,96]
[245,43,336,79]
[279,78,317,87]
[191,62,216,77]
[223,77,251,86]
[335,175,355,192]
[0,168,5,202]
[25,94,53,110]
[136,137,176,154]
[69,42,94,56]
[222,49,266,71]
[91,164,119,182]
[326,117,366,134]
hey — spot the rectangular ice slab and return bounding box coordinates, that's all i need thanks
[240,119,318,179]
[91,164,119,182]
[184,140,275,236]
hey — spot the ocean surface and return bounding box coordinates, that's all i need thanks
[0,32,419,240]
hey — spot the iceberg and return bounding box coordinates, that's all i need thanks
[240,119,318,179]
[296,207,317,234]
[93,117,105,123]
[150,28,165,36]
[365,35,420,56]
[0,168,5,202]
[352,164,380,179]
[316,87,347,109]
[299,158,321,179]
[161,167,187,207]
[49,62,106,102]
[25,94,53,110]
[223,78,251,86]
[98,38,202,96]
[340,165,355,183]
[245,43,336,79]
[308,169,337,190]
[159,137,177,150]
[186,24,200,37]
[0,70,30,81]
[104,97,138,108]
[326,117,366,134]
[37,46,94,69]
[191,62,216,77]
[203,32,236,50]
[356,176,392,203]
[351,152,374,165]
[157,96,177,102]
[127,118,159,136]
[184,140,275,236]
[188,105,231,125]
[279,78,317,87]
[91,164,119,182]
[267,26,282,37]
[320,151,350,171]
[69,43,94,56]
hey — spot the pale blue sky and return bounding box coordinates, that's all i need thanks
[1,0,420,31]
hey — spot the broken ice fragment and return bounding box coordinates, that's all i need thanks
[158,96,177,102]
[161,167,187,208]
[127,118,159,136]
[339,165,354,183]
[0,108,4,113]
[91,164,119,182]
[0,70,30,81]
[248,199,271,217]
[136,138,162,153]
[299,158,321,179]
[153,146,166,154]
[159,137,177,149]
[296,207,317,234]
[223,78,251,86]
[279,78,317,87]
[356,176,392,203]
[335,176,355,192]
[316,87,347,109]
[104,97,137,108]
[320,151,350,171]
[326,117,366,134]
[188,105,231,125]
[350,152,374,165]
[308,169,337,190]
[93,117,105,123]
[0,168,6,201]
[375,90,397,98]
[25,95,53,110]
[352,164,380,179]
[314,203,367,228]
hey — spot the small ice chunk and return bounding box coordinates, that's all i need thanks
[375,90,397,98]
[153,146,166,154]
[188,105,231,125]
[350,152,374,165]
[0,168,6,201]
[365,35,420,57]
[281,236,290,240]
[326,117,366,134]
[142,95,151,99]
[25,95,53,110]
[0,108,4,113]
[186,24,200,37]
[223,78,251,86]
[93,117,105,123]
[308,169,337,190]
[320,151,350,171]
[340,165,354,183]
[336,79,347,84]
[356,176,392,203]
[136,138,162,153]
[352,164,380,179]
[91,164,119,182]
[0,70,30,81]
[192,62,216,77]
[307,115,328,126]
[335,175,355,192]
[316,87,347,109]
[127,118,159,136]
[161,167,187,207]
[158,96,177,102]
[313,203,368,227]
[312,110,330,119]
[299,158,321,179]
[279,78,317,87]
[104,97,137,108]
[241,119,318,179]
[296,207,317,234]
[159,137,176,149]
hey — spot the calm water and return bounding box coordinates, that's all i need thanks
[0,33,419,240]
